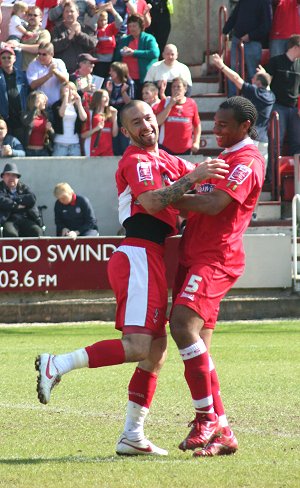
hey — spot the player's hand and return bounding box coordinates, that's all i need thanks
[194,158,229,182]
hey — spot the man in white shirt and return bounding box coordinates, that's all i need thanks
[26,41,69,108]
[144,43,193,96]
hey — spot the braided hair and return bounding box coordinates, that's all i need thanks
[219,96,258,140]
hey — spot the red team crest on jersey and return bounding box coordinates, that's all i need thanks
[137,161,153,184]
[228,164,252,185]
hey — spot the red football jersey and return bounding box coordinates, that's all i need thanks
[270,0,300,39]
[156,97,200,154]
[179,141,265,277]
[116,145,196,235]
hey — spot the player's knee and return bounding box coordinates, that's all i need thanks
[122,335,151,362]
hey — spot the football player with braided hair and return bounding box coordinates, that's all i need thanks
[170,96,265,457]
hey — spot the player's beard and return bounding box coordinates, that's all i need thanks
[130,125,158,149]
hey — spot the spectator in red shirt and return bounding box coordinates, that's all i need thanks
[270,0,300,57]
[81,88,118,156]
[155,77,201,155]
[94,1,123,79]
[21,90,54,156]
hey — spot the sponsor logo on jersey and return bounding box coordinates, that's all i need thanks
[198,183,215,193]
[167,116,189,123]
[228,164,252,185]
[137,161,153,184]
[180,292,195,301]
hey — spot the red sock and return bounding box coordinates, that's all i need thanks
[210,357,230,435]
[85,339,125,368]
[128,367,157,408]
[180,341,215,421]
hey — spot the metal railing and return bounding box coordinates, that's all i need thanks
[218,5,228,92]
[292,194,300,292]
[269,111,281,201]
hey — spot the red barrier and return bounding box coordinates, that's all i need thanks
[0,237,180,292]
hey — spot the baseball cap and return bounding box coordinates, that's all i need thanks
[77,53,99,64]
[0,46,15,56]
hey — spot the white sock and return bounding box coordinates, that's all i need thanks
[123,401,149,441]
[53,348,88,375]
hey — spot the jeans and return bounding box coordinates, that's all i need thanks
[26,148,49,157]
[274,103,300,156]
[269,39,288,58]
[52,143,81,156]
[228,36,262,97]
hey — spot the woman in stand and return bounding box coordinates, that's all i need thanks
[81,89,118,156]
[52,82,87,157]
[22,91,54,156]
[104,61,135,155]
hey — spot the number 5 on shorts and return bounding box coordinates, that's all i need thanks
[185,274,202,293]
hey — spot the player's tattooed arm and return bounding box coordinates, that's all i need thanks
[137,159,229,215]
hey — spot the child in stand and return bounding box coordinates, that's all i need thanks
[94,1,123,79]
[142,81,164,111]
[104,61,135,155]
[7,1,36,70]
[82,89,118,156]
[8,2,35,42]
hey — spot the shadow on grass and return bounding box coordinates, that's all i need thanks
[0,455,140,465]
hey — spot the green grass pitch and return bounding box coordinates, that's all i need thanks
[0,320,299,488]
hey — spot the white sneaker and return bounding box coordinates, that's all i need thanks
[35,353,61,405]
[116,434,168,456]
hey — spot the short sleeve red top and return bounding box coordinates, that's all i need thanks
[179,140,265,277]
[155,97,200,153]
[116,145,196,235]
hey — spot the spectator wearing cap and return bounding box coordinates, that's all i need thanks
[0,162,43,238]
[0,120,25,158]
[0,46,29,145]
[26,42,69,110]
[51,2,98,74]
[69,53,99,104]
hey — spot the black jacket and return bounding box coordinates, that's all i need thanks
[51,99,83,135]
[0,180,41,226]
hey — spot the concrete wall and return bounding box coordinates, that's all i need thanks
[0,0,230,65]
[169,0,230,64]
[10,156,121,236]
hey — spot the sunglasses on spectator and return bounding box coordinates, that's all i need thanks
[1,55,13,59]
[38,52,50,56]
[28,13,39,17]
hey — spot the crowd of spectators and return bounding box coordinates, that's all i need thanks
[0,0,182,160]
[0,0,299,238]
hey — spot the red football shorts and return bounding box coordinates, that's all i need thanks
[172,263,238,329]
[107,238,168,338]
